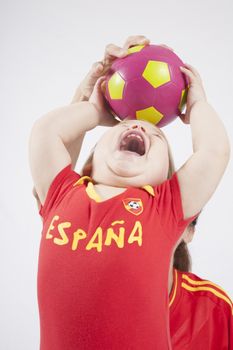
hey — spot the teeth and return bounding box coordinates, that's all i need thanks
[126,133,143,141]
[119,131,146,156]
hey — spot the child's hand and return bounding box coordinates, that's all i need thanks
[70,61,106,103]
[179,64,207,124]
[89,75,118,127]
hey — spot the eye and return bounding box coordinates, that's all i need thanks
[151,133,164,141]
[120,122,128,128]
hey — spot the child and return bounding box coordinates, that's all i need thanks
[169,219,233,349]
[31,194,233,349]
[29,35,230,349]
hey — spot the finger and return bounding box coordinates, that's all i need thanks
[83,62,104,85]
[179,113,190,124]
[96,75,106,85]
[104,43,128,61]
[107,116,120,127]
[103,36,150,70]
[83,62,104,88]
[77,62,104,99]
[180,66,196,84]
[101,79,106,94]
[122,35,150,49]
[159,44,174,51]
[183,63,202,81]
[91,61,104,76]
[102,44,128,70]
[95,76,106,92]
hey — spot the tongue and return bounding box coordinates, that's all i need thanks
[123,139,144,155]
[127,139,140,153]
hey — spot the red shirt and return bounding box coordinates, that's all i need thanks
[37,163,197,350]
[169,269,233,349]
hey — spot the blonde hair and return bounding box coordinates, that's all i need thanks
[81,130,175,180]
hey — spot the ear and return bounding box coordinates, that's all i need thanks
[183,225,195,244]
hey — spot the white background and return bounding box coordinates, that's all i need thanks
[1,0,233,348]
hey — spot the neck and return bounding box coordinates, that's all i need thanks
[95,183,126,190]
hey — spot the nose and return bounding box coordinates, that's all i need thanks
[130,124,146,133]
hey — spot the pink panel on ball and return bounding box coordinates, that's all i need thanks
[112,54,149,81]
[105,86,130,119]
[142,45,183,66]
[169,65,188,90]
[124,78,156,111]
[153,82,182,126]
[104,44,188,126]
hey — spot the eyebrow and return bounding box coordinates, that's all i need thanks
[154,129,164,136]
[149,126,164,137]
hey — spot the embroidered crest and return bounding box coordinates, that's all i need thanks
[122,198,143,216]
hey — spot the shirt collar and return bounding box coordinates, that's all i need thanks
[73,176,155,197]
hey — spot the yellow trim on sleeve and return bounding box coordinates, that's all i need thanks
[182,274,232,299]
[181,282,233,313]
[169,269,178,308]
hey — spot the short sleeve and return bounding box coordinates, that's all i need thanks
[155,172,200,238]
[229,306,233,346]
[38,163,80,220]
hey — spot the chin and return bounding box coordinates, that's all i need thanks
[108,162,140,179]
[107,154,144,178]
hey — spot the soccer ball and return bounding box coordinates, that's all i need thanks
[128,201,140,209]
[104,44,189,127]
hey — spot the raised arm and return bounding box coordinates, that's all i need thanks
[176,64,230,218]
[29,101,105,206]
[30,61,103,205]
[30,35,151,208]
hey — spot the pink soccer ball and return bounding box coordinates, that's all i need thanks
[104,44,188,127]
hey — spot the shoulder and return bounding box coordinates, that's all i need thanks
[178,270,233,316]
[154,173,199,229]
[38,164,81,219]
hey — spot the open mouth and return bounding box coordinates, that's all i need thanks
[119,131,146,156]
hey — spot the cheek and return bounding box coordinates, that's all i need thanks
[97,131,117,151]
[149,142,169,163]
[93,148,104,168]
[161,152,170,177]
[93,139,111,169]
[148,145,169,176]
[163,150,170,172]
[92,146,103,169]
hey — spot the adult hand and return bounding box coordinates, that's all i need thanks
[71,35,151,104]
[82,35,152,126]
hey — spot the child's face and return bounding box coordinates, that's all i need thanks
[92,120,169,187]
